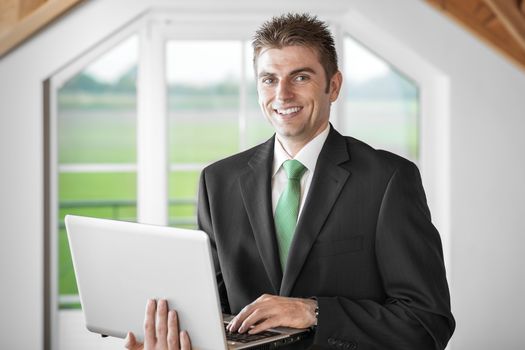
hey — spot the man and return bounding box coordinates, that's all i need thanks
[128,13,455,350]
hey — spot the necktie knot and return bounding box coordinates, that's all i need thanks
[283,159,306,180]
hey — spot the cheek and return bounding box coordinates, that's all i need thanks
[257,90,270,105]
[257,95,267,109]
[258,95,271,116]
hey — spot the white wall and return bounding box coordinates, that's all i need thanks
[1,0,524,349]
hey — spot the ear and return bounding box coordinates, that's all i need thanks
[329,71,343,102]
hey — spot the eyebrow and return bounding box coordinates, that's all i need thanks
[258,67,317,79]
[290,67,317,75]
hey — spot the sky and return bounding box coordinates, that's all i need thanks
[84,35,139,83]
[84,34,389,85]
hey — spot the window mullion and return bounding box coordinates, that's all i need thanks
[331,22,343,130]
[137,22,168,225]
[239,40,248,151]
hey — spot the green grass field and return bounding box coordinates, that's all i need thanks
[57,93,417,307]
[57,98,272,305]
[58,171,201,296]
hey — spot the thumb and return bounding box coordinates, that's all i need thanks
[125,332,139,349]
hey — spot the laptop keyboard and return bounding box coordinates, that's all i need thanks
[225,324,280,344]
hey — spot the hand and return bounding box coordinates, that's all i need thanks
[226,294,317,334]
[125,299,192,350]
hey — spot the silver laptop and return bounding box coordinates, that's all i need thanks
[65,215,309,349]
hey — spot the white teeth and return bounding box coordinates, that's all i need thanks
[276,107,301,115]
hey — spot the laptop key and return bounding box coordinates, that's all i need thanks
[225,325,280,343]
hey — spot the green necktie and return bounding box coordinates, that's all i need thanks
[274,159,307,270]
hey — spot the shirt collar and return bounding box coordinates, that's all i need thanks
[272,124,330,176]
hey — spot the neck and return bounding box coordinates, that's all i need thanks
[277,123,329,157]
[277,139,305,158]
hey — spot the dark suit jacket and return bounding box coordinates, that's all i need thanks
[197,127,455,350]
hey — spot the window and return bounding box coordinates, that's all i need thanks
[341,35,419,163]
[49,17,273,349]
[48,15,427,350]
[57,35,138,309]
[243,42,275,147]
[166,40,272,228]
[167,40,241,228]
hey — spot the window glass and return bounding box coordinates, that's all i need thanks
[166,40,242,228]
[343,35,419,162]
[244,41,274,148]
[168,171,200,228]
[167,41,241,163]
[58,172,137,296]
[57,35,138,309]
[58,36,138,164]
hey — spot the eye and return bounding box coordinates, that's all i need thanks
[261,77,275,85]
[294,75,309,82]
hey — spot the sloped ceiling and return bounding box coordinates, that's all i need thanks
[1,0,525,73]
[0,0,84,57]
[425,0,525,71]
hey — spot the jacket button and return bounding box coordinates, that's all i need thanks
[328,337,337,346]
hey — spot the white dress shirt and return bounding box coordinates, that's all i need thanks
[271,125,330,219]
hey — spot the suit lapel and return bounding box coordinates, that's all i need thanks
[280,128,351,296]
[239,137,283,294]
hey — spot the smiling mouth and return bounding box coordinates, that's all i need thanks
[274,106,302,116]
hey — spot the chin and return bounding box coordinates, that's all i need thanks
[275,126,304,139]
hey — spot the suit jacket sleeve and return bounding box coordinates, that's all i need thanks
[197,169,231,314]
[313,161,455,350]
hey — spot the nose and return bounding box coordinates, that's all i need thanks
[276,79,294,102]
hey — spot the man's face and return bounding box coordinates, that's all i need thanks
[255,45,342,148]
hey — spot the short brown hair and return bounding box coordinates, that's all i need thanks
[252,13,339,90]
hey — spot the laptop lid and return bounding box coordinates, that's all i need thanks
[66,215,310,350]
[65,214,228,350]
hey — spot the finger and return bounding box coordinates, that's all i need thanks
[238,308,269,333]
[124,332,133,349]
[228,309,247,333]
[229,302,258,332]
[248,318,279,334]
[180,330,192,350]
[256,294,272,302]
[226,317,236,332]
[228,295,276,333]
[167,310,180,350]
[125,332,141,350]
[226,314,240,332]
[156,299,169,347]
[144,299,157,345]
[227,314,240,332]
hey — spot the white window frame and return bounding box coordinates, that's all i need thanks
[46,12,270,349]
[47,13,146,350]
[150,11,274,225]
